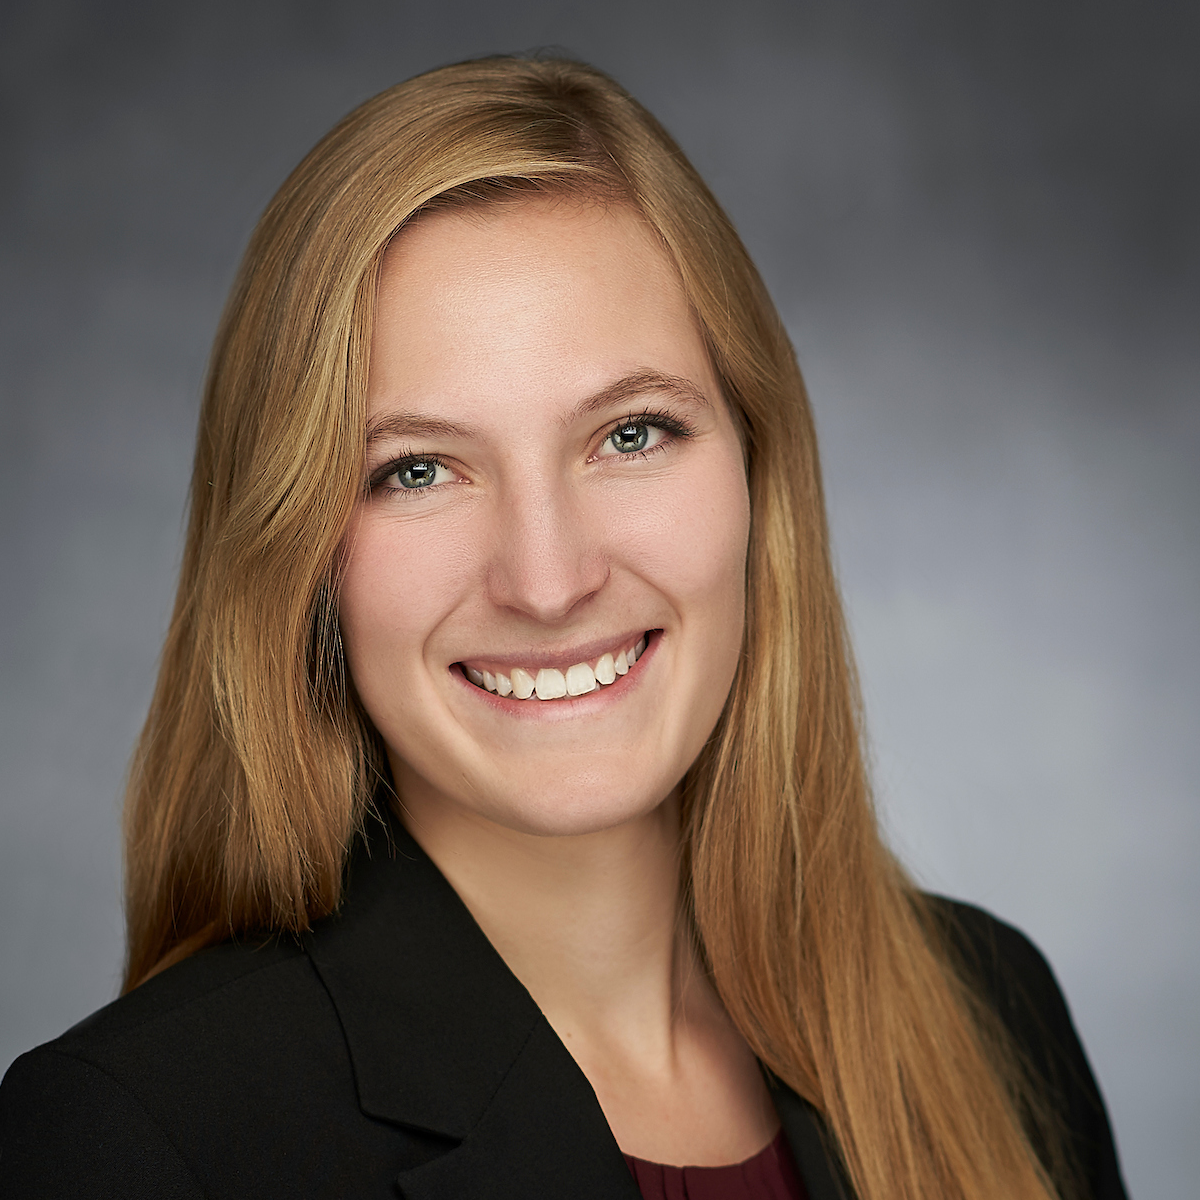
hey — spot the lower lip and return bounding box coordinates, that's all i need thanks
[453,633,659,719]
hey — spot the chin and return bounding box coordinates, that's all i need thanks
[389,730,690,841]
[472,781,671,839]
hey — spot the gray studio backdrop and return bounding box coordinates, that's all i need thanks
[2,1,1196,1195]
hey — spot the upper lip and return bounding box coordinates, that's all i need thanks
[455,629,652,674]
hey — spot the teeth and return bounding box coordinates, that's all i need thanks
[535,668,567,700]
[511,667,535,700]
[566,663,597,695]
[462,634,650,702]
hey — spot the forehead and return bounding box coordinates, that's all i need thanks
[367,197,714,424]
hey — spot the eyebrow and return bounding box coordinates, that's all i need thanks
[365,368,712,447]
[566,368,712,423]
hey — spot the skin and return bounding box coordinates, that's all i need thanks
[338,196,775,1166]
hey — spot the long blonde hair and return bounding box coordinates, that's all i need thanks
[124,55,1069,1200]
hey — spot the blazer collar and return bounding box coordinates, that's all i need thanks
[303,802,853,1200]
[302,804,639,1197]
[302,803,540,1138]
[770,1081,855,1200]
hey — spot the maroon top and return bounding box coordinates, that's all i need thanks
[623,1129,807,1200]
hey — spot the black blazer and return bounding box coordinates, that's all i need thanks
[0,806,1127,1199]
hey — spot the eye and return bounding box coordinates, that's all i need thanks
[593,410,695,462]
[397,460,440,488]
[377,457,454,493]
[609,422,650,453]
[606,421,666,455]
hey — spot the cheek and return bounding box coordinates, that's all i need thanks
[337,508,480,684]
[601,443,750,618]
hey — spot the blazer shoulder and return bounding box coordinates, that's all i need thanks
[923,895,1089,1101]
[1,935,322,1148]
[55,934,307,1051]
[0,1045,204,1198]
[924,896,1068,1025]
[923,894,1129,1200]
[0,937,384,1198]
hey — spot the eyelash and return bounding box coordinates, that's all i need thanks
[368,407,695,499]
[367,452,450,499]
[597,409,694,461]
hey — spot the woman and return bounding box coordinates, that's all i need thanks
[0,56,1125,1200]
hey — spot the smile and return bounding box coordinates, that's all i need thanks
[459,634,649,701]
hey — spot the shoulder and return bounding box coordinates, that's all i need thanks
[924,896,1074,1042]
[924,895,1129,1200]
[923,895,1090,1107]
[0,1043,204,1199]
[0,937,352,1198]
[24,934,323,1085]
[55,934,311,1048]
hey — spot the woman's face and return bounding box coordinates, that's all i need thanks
[338,197,750,837]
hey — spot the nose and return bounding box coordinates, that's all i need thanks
[485,478,609,623]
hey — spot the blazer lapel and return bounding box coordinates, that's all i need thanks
[305,803,853,1199]
[303,805,639,1198]
[770,1080,856,1200]
[395,1018,640,1200]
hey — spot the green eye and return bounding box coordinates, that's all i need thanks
[610,423,649,453]
[398,460,440,488]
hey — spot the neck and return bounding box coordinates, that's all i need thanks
[391,764,779,1165]
[397,775,690,1051]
